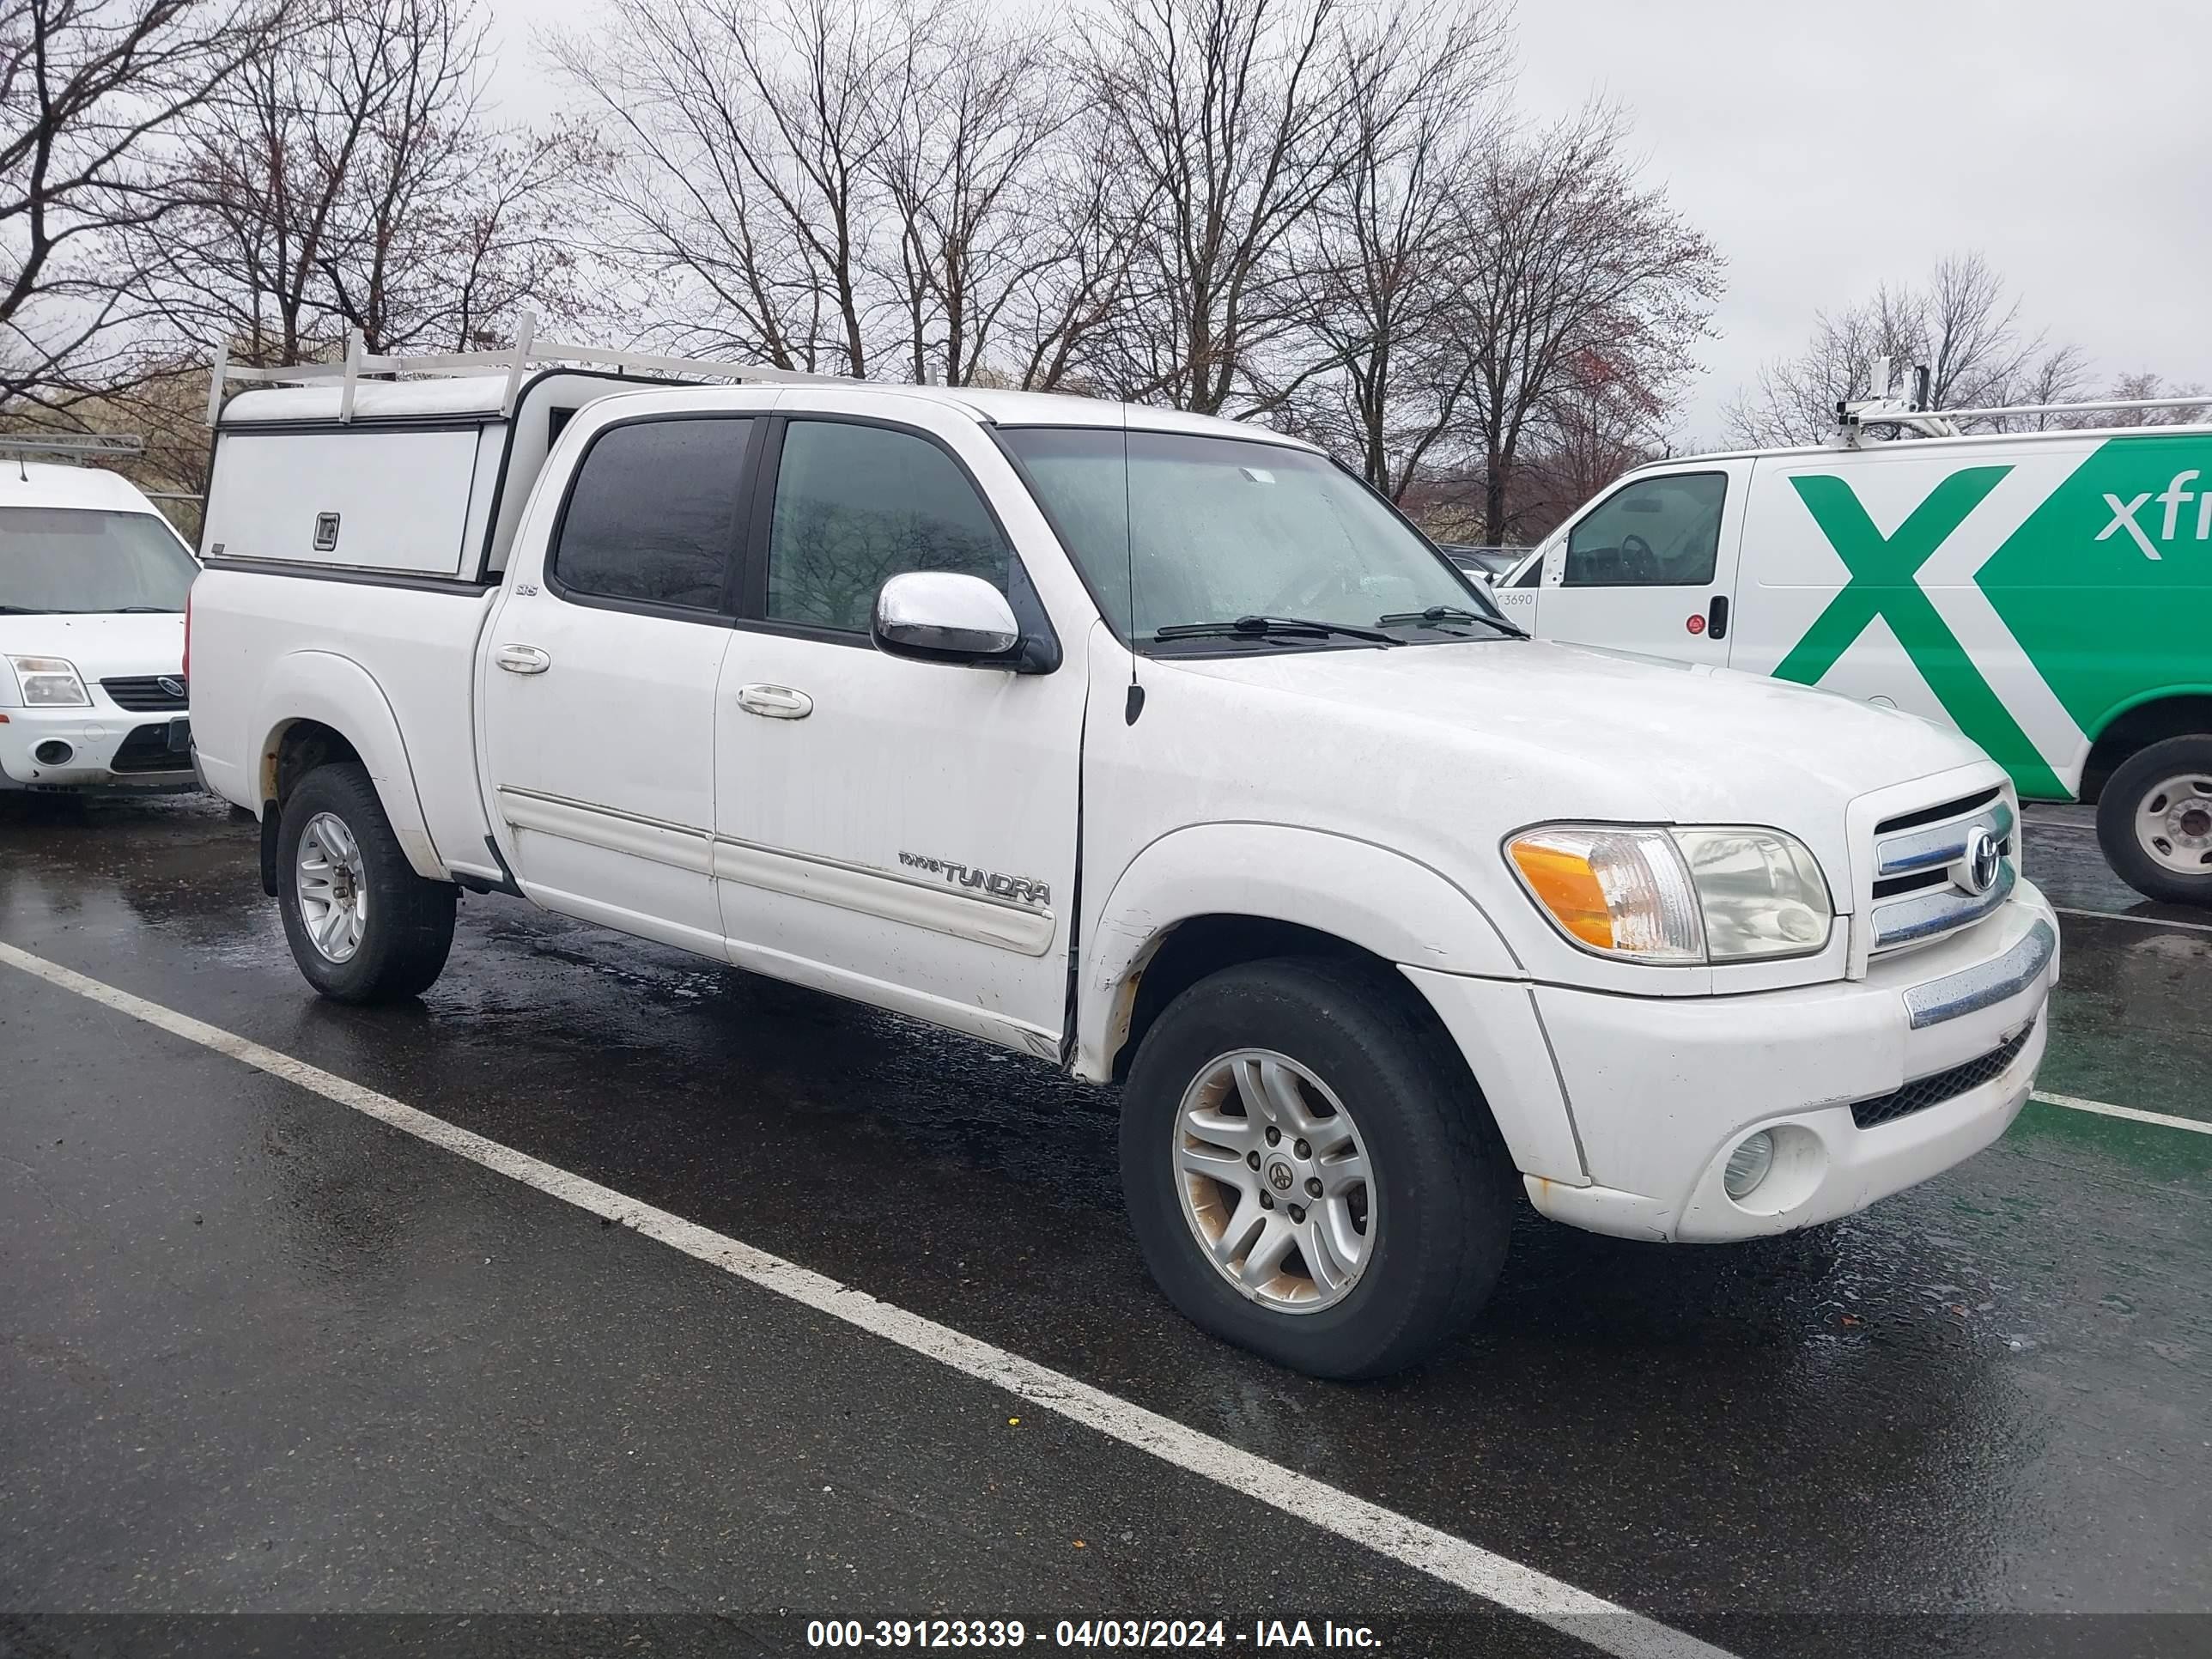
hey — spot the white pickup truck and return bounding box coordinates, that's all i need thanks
[187,342,2059,1378]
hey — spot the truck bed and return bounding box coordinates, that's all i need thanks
[190,567,501,882]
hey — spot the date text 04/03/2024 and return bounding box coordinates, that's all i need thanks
[804,1619,1382,1649]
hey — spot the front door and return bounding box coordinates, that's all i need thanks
[711,408,1085,1056]
[1528,465,1747,665]
[478,413,756,956]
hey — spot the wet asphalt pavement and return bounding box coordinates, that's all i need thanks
[3,794,2209,1659]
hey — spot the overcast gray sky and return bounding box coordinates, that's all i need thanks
[481,0,2212,446]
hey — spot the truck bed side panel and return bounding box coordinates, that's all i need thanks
[191,568,496,877]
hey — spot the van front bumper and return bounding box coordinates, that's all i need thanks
[0,705,198,791]
[1431,883,2057,1243]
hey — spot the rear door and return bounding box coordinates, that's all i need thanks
[1527,464,1749,665]
[477,410,757,955]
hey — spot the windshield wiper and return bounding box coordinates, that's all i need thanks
[107,606,181,613]
[0,605,58,615]
[1376,605,1526,638]
[1152,614,1399,645]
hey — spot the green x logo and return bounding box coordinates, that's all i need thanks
[1774,467,2064,797]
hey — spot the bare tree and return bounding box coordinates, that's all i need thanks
[994,110,1138,393]
[1725,252,2093,446]
[2103,369,2209,428]
[136,0,581,368]
[1452,104,1721,540]
[554,0,1131,390]
[552,0,895,375]
[872,4,1091,386]
[1076,0,1375,415]
[1267,0,1506,498]
[0,0,286,406]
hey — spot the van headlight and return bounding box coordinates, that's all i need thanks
[6,655,90,707]
[1506,823,1832,964]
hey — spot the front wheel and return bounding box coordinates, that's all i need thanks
[2097,734,2212,907]
[276,762,457,1002]
[1120,957,1513,1380]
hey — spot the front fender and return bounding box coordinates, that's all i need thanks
[1073,821,1524,1081]
[254,651,443,880]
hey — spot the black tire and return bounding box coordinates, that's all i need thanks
[276,762,456,1003]
[2095,734,2212,907]
[1120,957,1514,1380]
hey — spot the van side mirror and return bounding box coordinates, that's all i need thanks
[872,571,1021,666]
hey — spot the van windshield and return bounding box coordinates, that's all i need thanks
[0,507,198,614]
[998,427,1504,650]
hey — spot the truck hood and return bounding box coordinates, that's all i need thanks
[0,612,186,686]
[1164,636,1990,862]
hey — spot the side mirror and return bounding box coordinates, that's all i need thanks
[872,571,1021,665]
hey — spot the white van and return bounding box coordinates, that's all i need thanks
[0,441,200,794]
[1493,413,2212,904]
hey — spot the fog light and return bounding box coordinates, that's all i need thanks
[33,739,73,766]
[1723,1131,1775,1200]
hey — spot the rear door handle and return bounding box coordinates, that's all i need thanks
[494,643,551,675]
[736,683,813,720]
[1706,595,1729,641]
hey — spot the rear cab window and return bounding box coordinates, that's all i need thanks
[550,417,753,617]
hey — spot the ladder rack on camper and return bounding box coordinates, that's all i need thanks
[204,314,847,428]
[1835,360,2209,446]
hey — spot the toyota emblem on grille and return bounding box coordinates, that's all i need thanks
[157,676,185,699]
[1960,827,2001,896]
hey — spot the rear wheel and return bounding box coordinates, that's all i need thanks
[2097,734,2212,907]
[277,762,456,1002]
[1120,957,1513,1380]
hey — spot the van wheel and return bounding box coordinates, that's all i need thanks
[1120,957,1512,1380]
[277,762,456,1003]
[2097,735,2212,907]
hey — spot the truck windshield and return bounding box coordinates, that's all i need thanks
[998,427,1504,650]
[0,507,198,614]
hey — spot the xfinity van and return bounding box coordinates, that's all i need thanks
[1493,410,2212,905]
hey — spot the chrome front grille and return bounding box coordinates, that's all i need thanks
[1868,787,2016,957]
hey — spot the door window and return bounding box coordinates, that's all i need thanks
[551,417,751,612]
[1564,472,1727,588]
[766,420,1011,633]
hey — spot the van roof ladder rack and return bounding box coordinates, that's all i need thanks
[204,313,848,426]
[1835,358,2209,446]
[0,433,145,463]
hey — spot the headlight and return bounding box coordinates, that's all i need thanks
[7,655,89,707]
[1507,823,1832,964]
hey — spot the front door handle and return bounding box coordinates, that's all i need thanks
[736,683,813,720]
[495,643,552,675]
[1706,595,1729,641]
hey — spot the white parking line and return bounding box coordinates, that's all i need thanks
[2030,1089,2212,1137]
[0,939,1726,1659]
[2052,905,2212,936]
